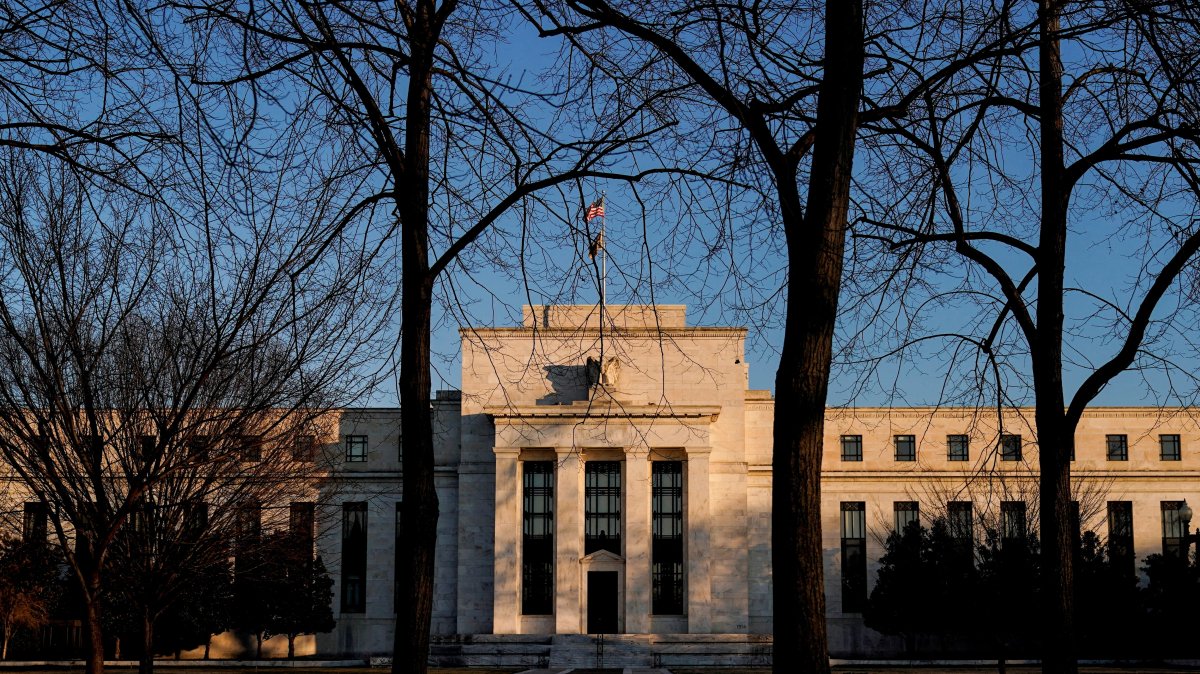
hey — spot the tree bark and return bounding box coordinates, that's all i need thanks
[82,569,105,674]
[287,634,295,659]
[392,4,440,674]
[1035,1,1076,672]
[771,3,864,674]
[139,607,154,674]
[255,633,263,659]
[2,626,9,660]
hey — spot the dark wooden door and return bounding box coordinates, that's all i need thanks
[586,570,618,633]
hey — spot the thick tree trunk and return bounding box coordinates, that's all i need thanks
[287,634,295,659]
[203,638,210,660]
[392,6,439,674]
[771,3,863,674]
[2,627,9,660]
[139,607,154,674]
[1036,1,1076,672]
[255,633,263,659]
[82,571,106,674]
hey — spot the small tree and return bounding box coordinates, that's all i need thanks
[153,559,233,660]
[1074,532,1141,658]
[264,534,335,660]
[0,537,63,660]
[865,518,978,655]
[1141,550,1200,657]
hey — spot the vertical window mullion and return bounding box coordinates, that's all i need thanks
[652,461,684,615]
[522,462,554,615]
[840,502,867,613]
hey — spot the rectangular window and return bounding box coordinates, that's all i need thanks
[22,502,48,542]
[1162,501,1186,558]
[1000,435,1022,461]
[235,500,261,545]
[1001,501,1026,545]
[948,435,969,461]
[1106,434,1129,461]
[290,502,316,550]
[894,435,916,462]
[183,501,208,542]
[342,502,368,613]
[1161,434,1181,461]
[1107,502,1134,577]
[840,502,867,613]
[522,462,554,615]
[841,435,863,462]
[345,435,368,463]
[652,461,684,615]
[585,462,621,555]
[139,435,156,463]
[948,501,974,563]
[240,435,262,463]
[894,501,919,533]
[293,434,317,462]
[187,435,210,463]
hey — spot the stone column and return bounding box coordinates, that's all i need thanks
[555,449,583,633]
[492,448,520,633]
[624,451,652,633]
[686,448,712,633]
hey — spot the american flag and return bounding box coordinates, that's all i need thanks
[584,197,605,221]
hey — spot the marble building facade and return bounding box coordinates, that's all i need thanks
[315,305,1200,662]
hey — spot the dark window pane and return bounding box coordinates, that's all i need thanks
[652,462,684,615]
[894,435,916,462]
[948,501,974,564]
[894,501,919,532]
[22,502,48,542]
[522,462,554,615]
[1161,434,1181,461]
[841,502,867,613]
[345,435,368,463]
[293,434,317,462]
[342,502,368,613]
[290,501,315,553]
[948,435,969,461]
[1001,501,1026,544]
[240,435,262,463]
[841,435,863,462]
[1162,501,1185,558]
[1107,501,1134,577]
[1106,435,1128,461]
[1000,435,1022,461]
[585,462,621,555]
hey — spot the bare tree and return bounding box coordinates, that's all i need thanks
[0,147,392,674]
[852,2,1200,671]
[154,2,688,671]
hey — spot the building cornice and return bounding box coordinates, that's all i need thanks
[486,400,722,423]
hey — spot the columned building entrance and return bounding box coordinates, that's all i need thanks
[488,397,719,635]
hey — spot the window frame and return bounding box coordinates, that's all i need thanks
[840,435,863,462]
[1000,434,1022,461]
[341,501,368,613]
[584,461,622,555]
[651,461,685,615]
[1107,501,1134,577]
[1162,501,1186,558]
[893,501,919,533]
[1106,434,1129,461]
[947,435,969,462]
[840,502,867,613]
[344,434,368,463]
[522,461,555,615]
[894,435,916,462]
[1160,434,1182,461]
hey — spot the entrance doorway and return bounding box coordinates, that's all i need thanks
[586,570,619,633]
